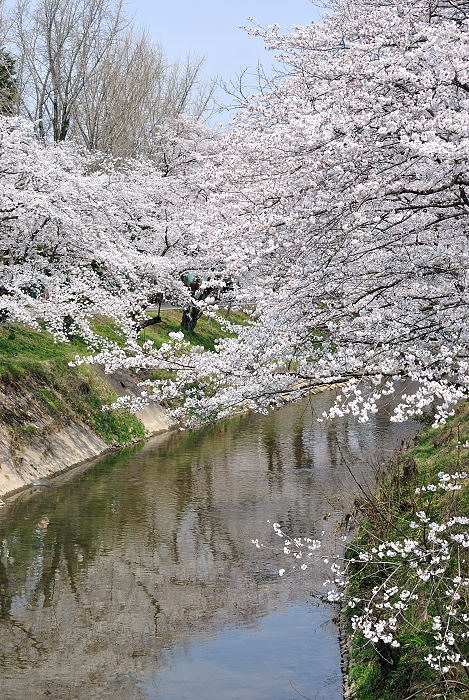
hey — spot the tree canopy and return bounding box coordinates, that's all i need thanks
[1,0,468,428]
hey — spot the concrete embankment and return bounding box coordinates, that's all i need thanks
[0,369,175,499]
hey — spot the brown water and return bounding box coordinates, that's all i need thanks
[0,392,419,700]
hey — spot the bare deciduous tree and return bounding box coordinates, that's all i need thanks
[12,0,215,153]
[0,50,16,114]
[70,29,215,158]
[13,0,126,141]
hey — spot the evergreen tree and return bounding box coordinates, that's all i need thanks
[0,50,16,115]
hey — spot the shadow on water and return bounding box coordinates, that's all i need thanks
[0,390,419,699]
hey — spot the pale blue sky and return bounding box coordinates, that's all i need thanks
[126,1,323,112]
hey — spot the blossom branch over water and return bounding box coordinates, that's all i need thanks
[256,471,469,681]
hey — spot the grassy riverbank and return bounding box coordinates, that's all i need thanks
[345,405,469,699]
[0,310,248,447]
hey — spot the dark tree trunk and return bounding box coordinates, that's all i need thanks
[134,293,163,331]
[139,315,162,330]
[0,286,11,324]
[375,640,400,676]
[62,314,75,340]
[181,305,201,332]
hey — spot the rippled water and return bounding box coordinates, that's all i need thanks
[0,391,419,699]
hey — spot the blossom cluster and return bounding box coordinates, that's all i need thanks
[415,471,468,495]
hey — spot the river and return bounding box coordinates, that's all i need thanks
[0,390,419,700]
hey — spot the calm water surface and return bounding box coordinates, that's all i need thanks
[0,392,419,699]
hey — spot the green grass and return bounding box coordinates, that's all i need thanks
[139,309,251,383]
[345,405,469,699]
[140,308,250,351]
[0,323,89,377]
[0,309,251,446]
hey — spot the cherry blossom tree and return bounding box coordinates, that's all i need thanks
[0,116,219,342]
[3,0,468,431]
[102,0,469,428]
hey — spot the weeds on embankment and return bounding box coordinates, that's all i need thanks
[343,406,469,700]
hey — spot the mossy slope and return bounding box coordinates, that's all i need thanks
[0,309,248,447]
